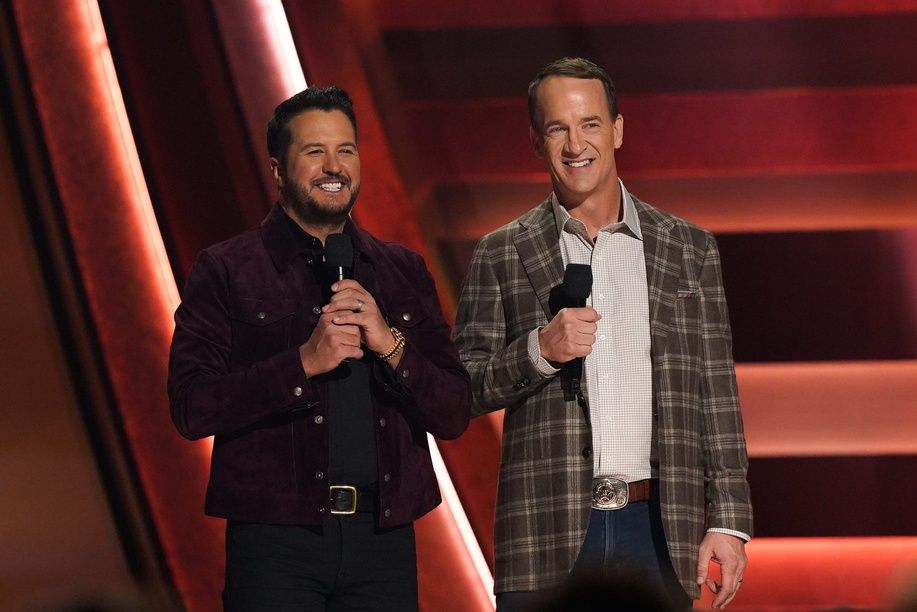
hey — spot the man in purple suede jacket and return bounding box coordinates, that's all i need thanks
[168,86,470,611]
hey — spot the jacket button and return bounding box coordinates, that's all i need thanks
[306,257,314,266]
[384,509,391,518]
[401,369,410,379]
[582,447,592,459]
[318,507,325,513]
[379,417,387,427]
[383,473,391,482]
[293,386,303,397]
[315,471,324,480]
[401,312,412,322]
[314,415,324,425]
[257,311,266,320]
[312,306,322,315]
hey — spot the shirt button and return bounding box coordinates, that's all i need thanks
[312,306,322,315]
[401,369,410,379]
[597,294,605,300]
[384,509,391,518]
[293,386,303,397]
[257,311,266,320]
[306,257,314,265]
[582,447,592,459]
[315,471,324,480]
[401,312,412,322]
[384,473,391,483]
[314,415,324,424]
[599,334,606,341]
[379,417,387,427]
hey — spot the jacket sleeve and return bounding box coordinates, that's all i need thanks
[379,251,471,440]
[697,233,754,537]
[452,236,553,417]
[167,250,313,440]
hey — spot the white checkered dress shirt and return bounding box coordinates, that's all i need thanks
[527,181,652,482]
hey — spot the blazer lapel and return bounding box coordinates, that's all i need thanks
[514,199,564,319]
[636,199,682,351]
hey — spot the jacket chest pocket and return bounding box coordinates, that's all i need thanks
[229,297,298,365]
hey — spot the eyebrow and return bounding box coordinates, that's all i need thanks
[580,115,603,124]
[299,141,358,150]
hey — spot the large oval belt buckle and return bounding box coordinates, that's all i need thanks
[592,477,628,510]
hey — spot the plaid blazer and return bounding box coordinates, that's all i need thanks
[452,195,753,597]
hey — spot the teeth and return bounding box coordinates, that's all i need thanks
[319,182,343,192]
[567,159,592,168]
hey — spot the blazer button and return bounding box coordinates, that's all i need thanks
[582,447,592,459]
[314,415,324,424]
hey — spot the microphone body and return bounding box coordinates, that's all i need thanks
[324,233,354,299]
[550,264,593,401]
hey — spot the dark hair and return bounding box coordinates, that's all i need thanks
[266,86,357,161]
[527,57,618,129]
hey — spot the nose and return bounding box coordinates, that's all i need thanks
[323,152,342,175]
[563,128,584,156]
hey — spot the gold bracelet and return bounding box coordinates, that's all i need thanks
[377,326,406,362]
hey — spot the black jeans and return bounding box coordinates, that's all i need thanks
[223,515,417,611]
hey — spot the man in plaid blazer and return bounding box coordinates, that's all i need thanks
[453,58,753,610]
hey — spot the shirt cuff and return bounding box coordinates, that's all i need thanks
[527,328,560,377]
[707,528,751,542]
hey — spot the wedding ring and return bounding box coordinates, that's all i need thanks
[355,299,364,313]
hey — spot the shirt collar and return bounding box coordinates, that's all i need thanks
[550,179,643,242]
[261,203,372,271]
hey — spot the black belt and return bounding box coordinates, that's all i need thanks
[329,485,376,515]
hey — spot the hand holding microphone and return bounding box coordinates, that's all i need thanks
[540,264,599,399]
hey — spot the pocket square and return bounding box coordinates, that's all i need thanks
[676,287,697,299]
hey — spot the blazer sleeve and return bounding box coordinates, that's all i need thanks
[697,232,754,537]
[453,236,553,416]
[167,250,313,440]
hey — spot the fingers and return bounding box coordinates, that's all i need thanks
[538,307,604,363]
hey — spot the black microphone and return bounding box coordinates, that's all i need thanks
[323,233,353,302]
[324,233,354,282]
[554,263,592,401]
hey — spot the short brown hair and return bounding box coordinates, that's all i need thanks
[527,57,618,129]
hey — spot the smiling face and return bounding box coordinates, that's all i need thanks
[271,109,360,233]
[530,76,623,208]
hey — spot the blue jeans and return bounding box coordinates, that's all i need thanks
[497,500,691,611]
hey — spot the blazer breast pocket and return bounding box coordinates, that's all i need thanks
[229,297,298,364]
[673,284,700,331]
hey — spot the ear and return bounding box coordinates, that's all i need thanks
[613,114,624,150]
[269,157,283,189]
[530,126,545,159]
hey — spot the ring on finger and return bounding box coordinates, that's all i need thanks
[355,299,364,313]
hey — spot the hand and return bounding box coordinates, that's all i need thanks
[322,279,395,355]
[299,313,362,377]
[537,307,601,363]
[696,532,747,609]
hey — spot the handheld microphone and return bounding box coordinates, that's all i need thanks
[323,233,354,304]
[554,263,592,401]
[324,233,354,282]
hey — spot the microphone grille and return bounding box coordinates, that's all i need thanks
[324,233,354,269]
[563,264,592,300]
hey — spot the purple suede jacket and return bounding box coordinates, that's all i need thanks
[168,204,471,527]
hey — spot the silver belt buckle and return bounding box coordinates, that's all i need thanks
[592,477,628,510]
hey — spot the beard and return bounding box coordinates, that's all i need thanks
[282,175,359,230]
